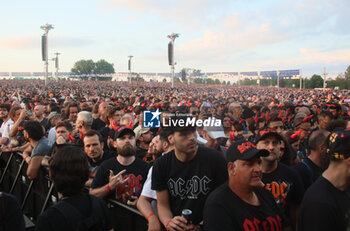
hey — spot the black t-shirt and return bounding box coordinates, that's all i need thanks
[204,183,289,231]
[92,118,106,131]
[293,157,323,190]
[298,176,350,231]
[91,157,150,203]
[0,192,25,231]
[136,147,148,159]
[88,150,116,178]
[35,193,112,231]
[151,146,228,225]
[262,163,305,215]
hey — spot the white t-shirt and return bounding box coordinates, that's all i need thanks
[0,119,14,139]
[140,166,157,200]
[47,127,56,146]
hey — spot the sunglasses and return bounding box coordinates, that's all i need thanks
[191,111,199,115]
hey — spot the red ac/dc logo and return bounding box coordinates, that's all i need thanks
[238,142,256,154]
[259,128,276,136]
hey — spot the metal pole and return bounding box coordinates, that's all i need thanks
[55,52,60,80]
[40,23,54,86]
[277,70,280,88]
[128,55,133,84]
[323,67,327,91]
[299,69,302,89]
[168,33,179,88]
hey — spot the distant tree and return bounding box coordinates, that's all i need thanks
[345,65,350,80]
[163,78,167,82]
[94,59,115,73]
[207,79,215,84]
[306,74,323,89]
[71,60,95,74]
[214,79,221,85]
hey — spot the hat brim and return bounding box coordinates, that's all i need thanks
[114,128,135,140]
[255,132,283,144]
[240,149,269,161]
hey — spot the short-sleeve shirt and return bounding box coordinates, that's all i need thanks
[298,176,350,231]
[204,183,289,231]
[0,119,14,138]
[32,137,53,157]
[151,146,228,225]
[91,157,150,203]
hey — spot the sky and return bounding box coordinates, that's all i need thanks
[1,0,350,77]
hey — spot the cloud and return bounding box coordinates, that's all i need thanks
[176,13,289,62]
[0,35,93,50]
[100,0,233,27]
[253,48,350,71]
[0,36,38,49]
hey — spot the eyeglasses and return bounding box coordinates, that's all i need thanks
[191,111,199,115]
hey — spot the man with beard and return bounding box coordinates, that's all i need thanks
[203,140,291,231]
[293,130,330,190]
[23,121,52,180]
[90,125,150,202]
[0,104,13,145]
[83,130,116,187]
[255,128,304,230]
[90,126,150,230]
[152,116,228,231]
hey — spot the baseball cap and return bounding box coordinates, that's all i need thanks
[134,125,151,140]
[326,128,350,160]
[227,140,269,162]
[254,128,283,144]
[47,111,59,120]
[114,126,135,140]
[203,118,225,139]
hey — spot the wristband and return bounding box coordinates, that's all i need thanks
[23,156,28,161]
[10,148,13,152]
[165,219,171,229]
[106,184,112,192]
[146,212,155,221]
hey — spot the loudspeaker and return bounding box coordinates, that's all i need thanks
[55,57,58,69]
[41,35,47,61]
[168,42,173,66]
[128,59,131,71]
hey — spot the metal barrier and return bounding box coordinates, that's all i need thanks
[0,151,148,231]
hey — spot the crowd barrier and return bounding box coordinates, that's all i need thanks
[0,151,148,231]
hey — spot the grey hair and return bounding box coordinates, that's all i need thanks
[77,111,93,127]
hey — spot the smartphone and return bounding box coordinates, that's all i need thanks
[27,110,32,116]
[204,102,211,108]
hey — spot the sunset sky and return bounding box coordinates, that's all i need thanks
[1,0,349,77]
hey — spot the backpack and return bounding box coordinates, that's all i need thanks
[53,195,106,231]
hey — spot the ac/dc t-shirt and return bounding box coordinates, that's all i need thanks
[91,157,150,203]
[204,183,289,231]
[262,163,305,215]
[151,146,228,225]
[298,176,350,231]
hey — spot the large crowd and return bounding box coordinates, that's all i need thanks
[0,79,349,231]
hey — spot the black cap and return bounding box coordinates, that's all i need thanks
[254,128,283,144]
[327,128,350,160]
[114,126,135,140]
[227,140,269,162]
